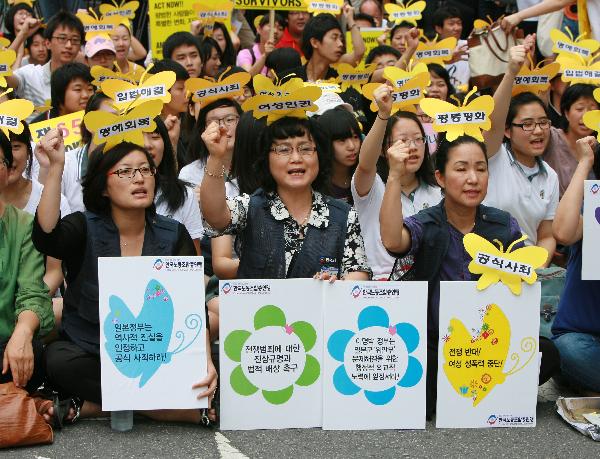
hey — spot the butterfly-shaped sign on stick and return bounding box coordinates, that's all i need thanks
[463,233,548,295]
[582,88,600,141]
[0,89,34,137]
[77,9,123,40]
[420,87,494,142]
[101,65,176,109]
[91,64,139,88]
[362,68,430,114]
[99,0,140,19]
[185,70,251,107]
[551,28,600,65]
[512,57,560,96]
[413,35,457,66]
[0,49,16,88]
[333,63,376,91]
[307,0,344,16]
[384,0,425,26]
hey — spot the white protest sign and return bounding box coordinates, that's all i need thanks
[582,180,600,280]
[99,257,207,410]
[323,281,428,430]
[436,282,540,428]
[219,279,323,430]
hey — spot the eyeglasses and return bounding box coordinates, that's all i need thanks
[391,137,426,147]
[270,144,317,156]
[206,115,240,127]
[52,35,82,46]
[510,119,551,131]
[108,166,155,179]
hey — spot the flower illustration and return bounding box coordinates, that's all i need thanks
[327,306,423,405]
[224,305,320,405]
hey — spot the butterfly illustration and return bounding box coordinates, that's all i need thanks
[250,74,305,97]
[99,0,140,19]
[362,71,430,114]
[413,36,457,66]
[463,233,548,295]
[382,62,429,88]
[551,28,600,63]
[557,53,600,85]
[101,66,176,109]
[0,49,16,87]
[443,303,537,407]
[333,62,376,91]
[420,86,494,141]
[0,89,34,137]
[77,10,123,39]
[582,88,600,140]
[83,99,163,151]
[512,57,560,96]
[384,1,426,26]
[242,84,321,124]
[307,0,344,16]
[185,70,250,107]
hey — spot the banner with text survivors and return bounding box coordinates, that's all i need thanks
[323,281,427,430]
[582,180,600,280]
[149,0,198,59]
[220,279,323,430]
[99,257,207,410]
[436,282,540,428]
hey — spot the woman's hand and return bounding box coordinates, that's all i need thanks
[501,13,521,34]
[264,39,275,56]
[313,271,338,283]
[201,121,229,161]
[2,325,34,388]
[164,114,181,151]
[387,139,410,178]
[449,43,469,64]
[405,27,420,51]
[374,83,393,118]
[575,136,597,168]
[192,357,218,404]
[342,3,355,28]
[37,129,66,167]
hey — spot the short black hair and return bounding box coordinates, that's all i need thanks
[560,83,599,116]
[428,63,456,100]
[302,13,342,60]
[9,121,33,178]
[147,58,188,81]
[366,45,401,65]
[82,142,156,215]
[256,13,286,43]
[432,6,462,29]
[390,21,414,37]
[4,3,35,37]
[50,62,92,114]
[354,12,376,28]
[44,10,84,42]
[265,47,302,79]
[255,116,332,194]
[25,28,45,50]
[0,130,13,169]
[162,31,201,60]
[435,134,487,174]
[506,91,549,127]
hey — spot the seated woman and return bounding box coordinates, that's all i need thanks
[0,130,53,393]
[379,135,560,416]
[32,130,217,426]
[201,115,372,281]
[552,136,600,396]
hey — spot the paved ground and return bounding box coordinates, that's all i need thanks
[4,381,599,458]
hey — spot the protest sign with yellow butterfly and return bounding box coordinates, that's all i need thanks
[413,36,457,66]
[91,65,139,88]
[99,0,140,19]
[0,49,16,88]
[582,87,600,141]
[77,9,123,40]
[551,28,600,66]
[333,63,376,91]
[306,0,343,16]
[384,0,425,26]
[0,89,34,137]
[185,70,250,107]
[512,57,560,96]
[362,71,429,114]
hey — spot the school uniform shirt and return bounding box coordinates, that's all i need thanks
[154,185,204,240]
[445,39,470,90]
[178,159,240,198]
[24,179,72,218]
[351,174,442,279]
[484,143,559,245]
[13,62,51,121]
[60,145,87,213]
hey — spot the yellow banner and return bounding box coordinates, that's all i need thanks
[148,0,198,59]
[29,111,84,153]
[346,28,385,65]
[234,0,307,11]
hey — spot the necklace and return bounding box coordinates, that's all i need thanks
[447,217,475,233]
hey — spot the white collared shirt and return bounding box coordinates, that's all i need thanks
[14,62,52,120]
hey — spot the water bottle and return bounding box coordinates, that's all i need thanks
[111,410,133,431]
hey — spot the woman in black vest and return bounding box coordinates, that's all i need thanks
[200,115,372,281]
[380,134,560,417]
[32,129,217,426]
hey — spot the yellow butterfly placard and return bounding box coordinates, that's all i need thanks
[0,90,34,137]
[8,0,34,6]
[413,36,457,65]
[333,63,376,91]
[193,0,234,25]
[382,63,429,89]
[582,88,600,140]
[551,28,599,63]
[252,74,304,97]
[101,66,176,109]
[307,0,343,16]
[463,233,548,295]
[0,37,11,49]
[512,58,560,96]
[77,10,122,39]
[0,49,16,88]
[559,55,600,85]
[420,87,494,142]
[242,85,321,124]
[306,79,341,94]
[443,303,537,407]
[83,99,163,151]
[185,71,251,106]
[91,65,138,88]
[362,72,430,114]
[99,0,139,19]
[384,1,425,26]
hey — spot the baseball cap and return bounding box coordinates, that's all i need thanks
[85,34,116,58]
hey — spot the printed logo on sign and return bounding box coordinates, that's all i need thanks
[351,285,362,298]
[162,259,204,272]
[228,281,271,295]
[486,414,534,426]
[153,259,164,271]
[222,282,232,294]
[591,183,599,194]
[487,415,497,425]
[354,285,402,299]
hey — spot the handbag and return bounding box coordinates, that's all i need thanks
[537,11,564,57]
[537,266,566,339]
[467,22,524,90]
[0,382,54,449]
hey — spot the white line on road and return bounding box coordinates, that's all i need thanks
[215,432,249,459]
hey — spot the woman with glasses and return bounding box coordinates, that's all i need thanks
[351,84,441,280]
[200,115,371,281]
[32,130,218,426]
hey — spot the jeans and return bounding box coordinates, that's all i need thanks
[553,332,600,393]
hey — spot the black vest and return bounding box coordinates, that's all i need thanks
[236,190,350,279]
[62,211,180,355]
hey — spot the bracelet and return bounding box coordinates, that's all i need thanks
[204,165,225,178]
[348,23,358,30]
[377,113,390,121]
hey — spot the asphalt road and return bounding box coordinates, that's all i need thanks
[4,402,599,458]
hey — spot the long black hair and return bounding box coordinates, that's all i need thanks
[316,106,361,177]
[213,22,237,68]
[152,116,189,213]
[231,112,266,194]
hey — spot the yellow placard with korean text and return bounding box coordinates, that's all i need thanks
[29,111,84,153]
[148,0,198,59]
[234,0,307,11]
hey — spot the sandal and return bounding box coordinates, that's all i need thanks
[52,394,83,429]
